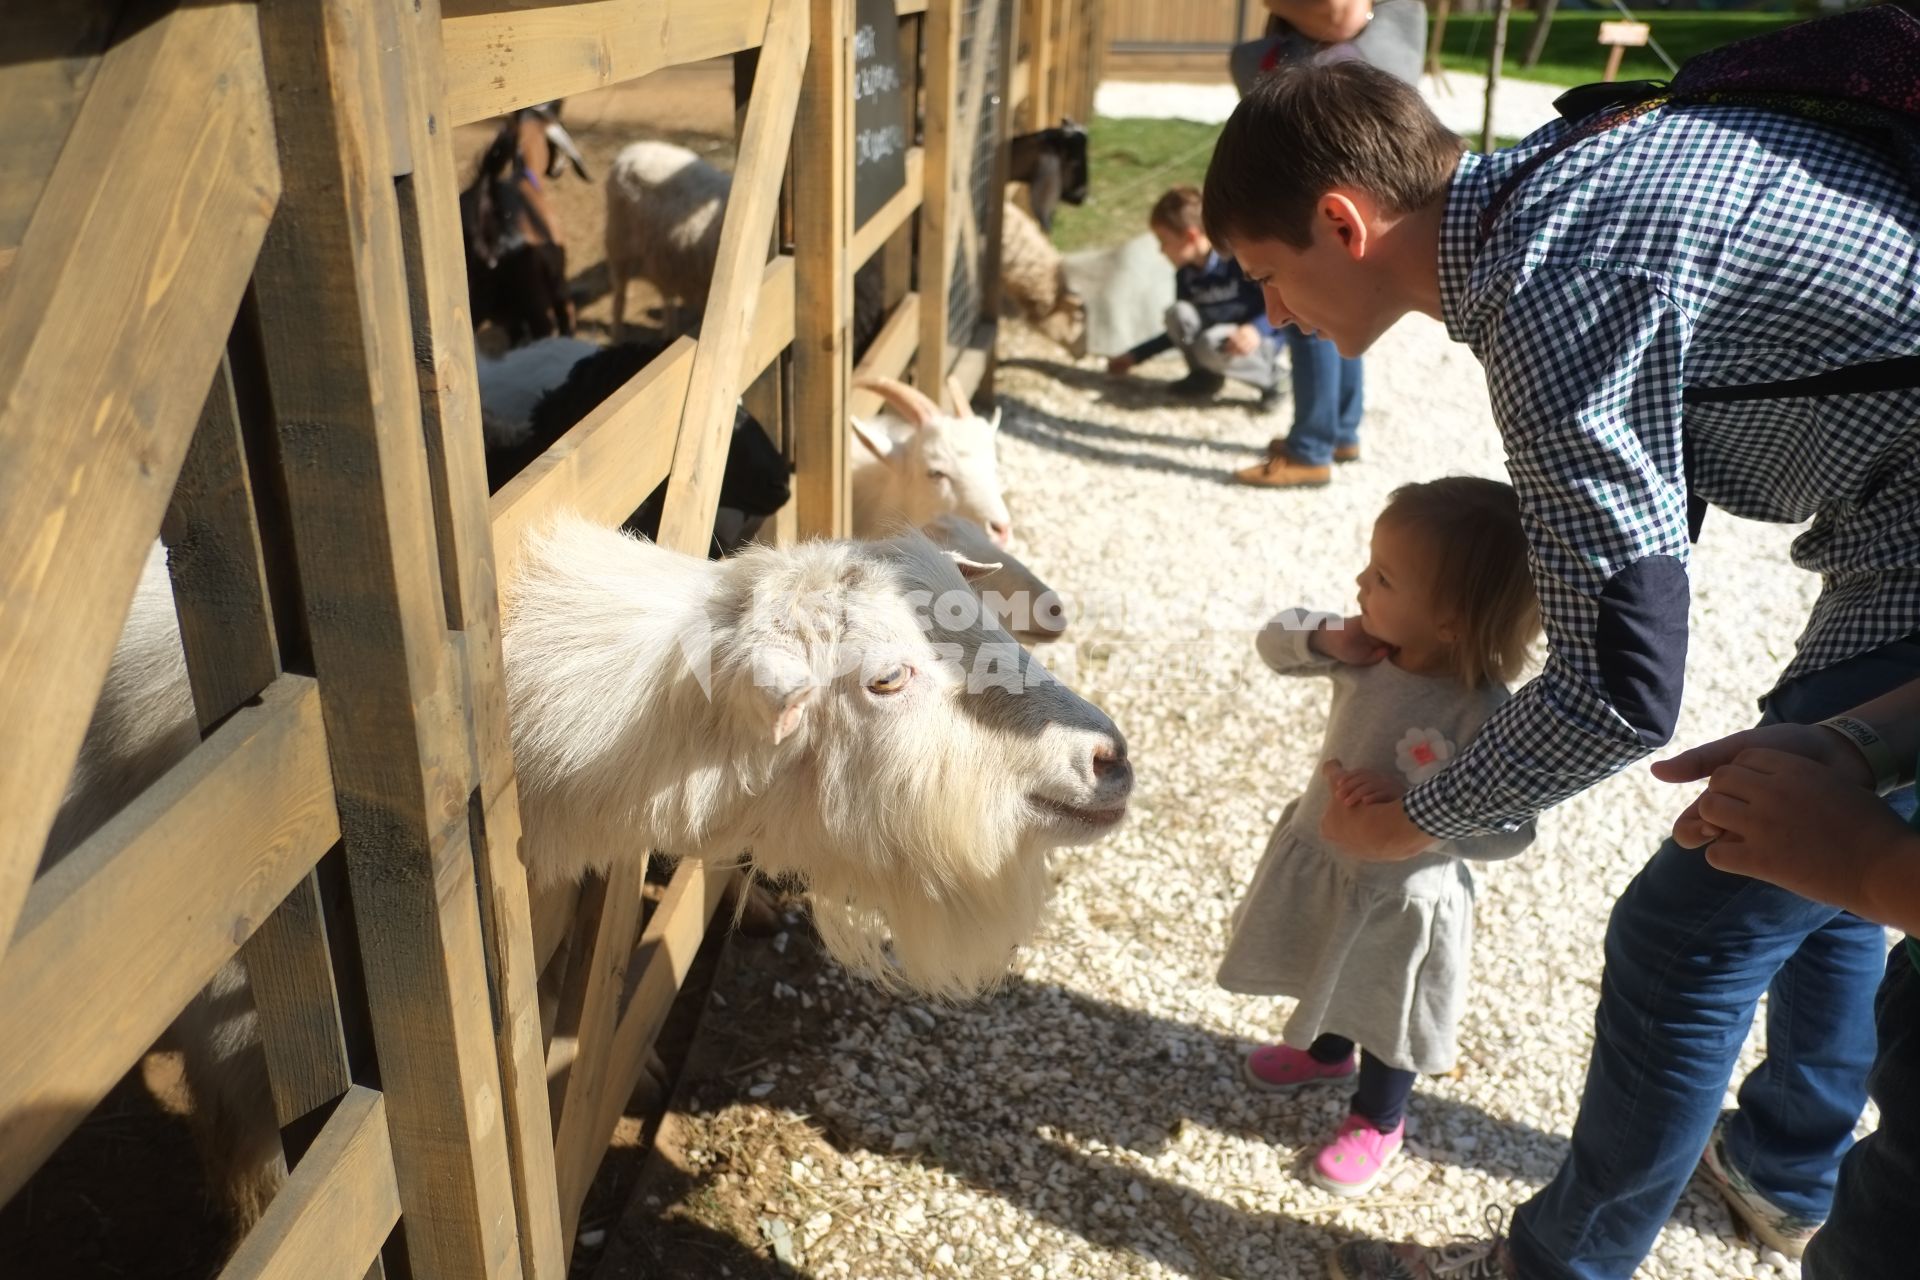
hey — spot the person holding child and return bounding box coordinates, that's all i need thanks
[1198,19,1920,1279]
[1106,186,1283,411]
[1221,476,1541,1195]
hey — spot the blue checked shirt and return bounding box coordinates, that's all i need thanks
[1407,104,1920,840]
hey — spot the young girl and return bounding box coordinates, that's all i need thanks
[1218,476,1541,1197]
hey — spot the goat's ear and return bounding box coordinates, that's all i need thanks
[946,551,1004,582]
[850,416,894,462]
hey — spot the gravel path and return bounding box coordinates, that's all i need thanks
[647,314,1886,1280]
[1094,71,1568,141]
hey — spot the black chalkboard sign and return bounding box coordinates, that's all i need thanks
[853,0,908,227]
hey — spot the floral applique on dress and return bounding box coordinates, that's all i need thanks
[1394,728,1456,785]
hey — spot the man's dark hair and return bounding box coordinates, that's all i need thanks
[1203,60,1465,250]
[1148,185,1205,233]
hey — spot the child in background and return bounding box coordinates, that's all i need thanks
[1218,476,1541,1197]
[1107,185,1281,409]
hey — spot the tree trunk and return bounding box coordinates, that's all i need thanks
[1521,0,1559,70]
[1480,0,1512,153]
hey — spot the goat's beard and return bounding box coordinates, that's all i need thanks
[788,835,1054,1001]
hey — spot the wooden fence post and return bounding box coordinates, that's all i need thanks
[795,0,853,538]
[917,0,962,391]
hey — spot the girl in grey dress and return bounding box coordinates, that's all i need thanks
[1218,477,1541,1196]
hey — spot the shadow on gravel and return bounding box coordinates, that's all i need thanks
[994,393,1298,490]
[662,927,1573,1278]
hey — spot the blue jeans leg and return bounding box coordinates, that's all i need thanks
[1507,637,1920,1280]
[1802,946,1920,1280]
[1282,328,1363,465]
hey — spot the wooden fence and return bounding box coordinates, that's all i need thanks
[0,1,1096,1276]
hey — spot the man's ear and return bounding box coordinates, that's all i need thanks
[1320,192,1372,262]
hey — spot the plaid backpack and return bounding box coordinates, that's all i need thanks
[1478,2,1920,540]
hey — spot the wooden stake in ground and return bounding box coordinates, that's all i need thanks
[1522,0,1559,70]
[1480,0,1512,154]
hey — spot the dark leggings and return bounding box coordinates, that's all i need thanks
[1309,1033,1417,1131]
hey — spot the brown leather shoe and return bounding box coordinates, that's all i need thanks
[1334,444,1362,464]
[1234,456,1332,487]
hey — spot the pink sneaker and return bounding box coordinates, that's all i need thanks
[1312,1113,1405,1197]
[1239,1043,1356,1092]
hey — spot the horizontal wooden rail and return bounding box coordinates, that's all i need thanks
[441,0,777,125]
[554,860,730,1242]
[895,0,928,12]
[850,147,924,271]
[489,255,794,581]
[217,1087,401,1280]
[0,676,337,1205]
[849,291,921,418]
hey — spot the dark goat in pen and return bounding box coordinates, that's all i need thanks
[460,102,589,344]
[1008,119,1089,233]
[491,340,793,558]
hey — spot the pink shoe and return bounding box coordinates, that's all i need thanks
[1239,1043,1356,1092]
[1312,1113,1405,1197]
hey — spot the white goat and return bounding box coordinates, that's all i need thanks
[50,522,1130,1229]
[604,141,730,342]
[999,198,1088,357]
[851,376,1014,547]
[921,513,1066,645]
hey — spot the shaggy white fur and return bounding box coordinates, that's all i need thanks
[603,140,731,341]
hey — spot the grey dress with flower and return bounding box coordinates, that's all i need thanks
[1217,611,1534,1075]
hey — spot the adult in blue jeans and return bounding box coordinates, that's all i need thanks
[1653,670,1920,1279]
[1194,18,1920,1279]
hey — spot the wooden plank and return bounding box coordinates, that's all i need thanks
[532,880,585,974]
[389,2,569,1272]
[950,0,1003,313]
[0,2,116,259]
[915,0,960,392]
[440,0,776,125]
[0,0,280,965]
[895,0,929,12]
[656,0,809,556]
[794,0,853,540]
[1010,57,1029,112]
[579,861,730,1186]
[550,865,647,1255]
[978,0,1019,401]
[163,353,360,1156]
[850,145,924,270]
[849,291,922,417]
[1022,0,1052,131]
[487,255,794,580]
[0,678,336,1206]
[218,1088,402,1280]
[252,2,526,1275]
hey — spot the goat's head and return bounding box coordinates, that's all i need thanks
[706,530,1127,996]
[1038,288,1089,359]
[852,376,1013,546]
[922,513,1068,645]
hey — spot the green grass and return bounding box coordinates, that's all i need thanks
[1050,116,1224,255]
[1436,10,1802,89]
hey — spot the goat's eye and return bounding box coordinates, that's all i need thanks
[866,665,912,695]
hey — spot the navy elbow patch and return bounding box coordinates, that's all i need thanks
[1595,556,1689,746]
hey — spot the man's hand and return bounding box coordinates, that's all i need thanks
[1651,722,1875,847]
[1220,324,1262,358]
[1319,762,1433,861]
[1329,765,1403,809]
[1107,353,1137,377]
[1308,615,1390,667]
[1658,747,1920,932]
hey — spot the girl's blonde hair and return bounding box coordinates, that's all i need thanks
[1382,477,1541,688]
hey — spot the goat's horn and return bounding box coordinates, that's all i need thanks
[853,376,941,428]
[945,375,973,418]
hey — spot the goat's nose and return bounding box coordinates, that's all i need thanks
[1092,739,1130,783]
[987,519,1012,546]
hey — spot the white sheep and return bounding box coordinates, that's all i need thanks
[604,141,730,341]
[475,334,599,449]
[921,513,1066,645]
[999,198,1087,357]
[852,376,1014,547]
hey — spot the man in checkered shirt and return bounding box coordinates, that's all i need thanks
[1202,57,1920,1280]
